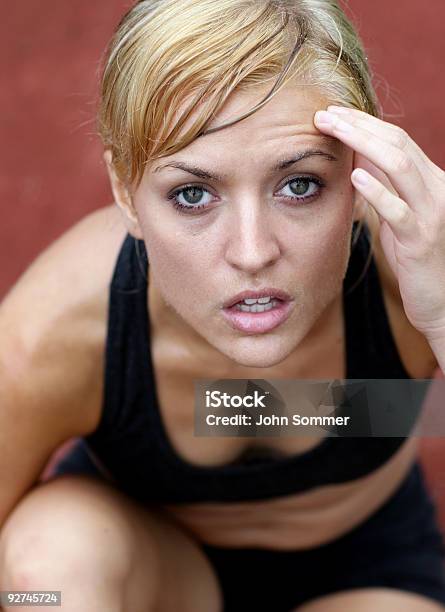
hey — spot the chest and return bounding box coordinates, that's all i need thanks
[151,307,347,467]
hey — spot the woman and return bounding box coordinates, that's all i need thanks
[1,0,445,610]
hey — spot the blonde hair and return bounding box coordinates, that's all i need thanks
[98,0,379,279]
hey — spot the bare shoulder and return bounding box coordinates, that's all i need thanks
[364,210,438,378]
[0,203,128,437]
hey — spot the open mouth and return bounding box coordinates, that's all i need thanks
[222,298,293,334]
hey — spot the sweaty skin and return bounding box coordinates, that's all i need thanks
[103,81,433,550]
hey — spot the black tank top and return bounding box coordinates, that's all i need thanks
[84,222,412,504]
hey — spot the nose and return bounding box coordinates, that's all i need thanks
[224,201,281,274]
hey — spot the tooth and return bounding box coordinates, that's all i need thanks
[244,298,258,305]
[236,299,279,313]
[257,296,271,304]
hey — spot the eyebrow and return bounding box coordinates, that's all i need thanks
[153,148,339,182]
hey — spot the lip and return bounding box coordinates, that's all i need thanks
[221,298,294,334]
[223,287,293,309]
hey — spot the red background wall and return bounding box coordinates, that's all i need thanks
[2,1,445,523]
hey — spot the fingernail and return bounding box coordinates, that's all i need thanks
[352,169,369,185]
[314,110,335,125]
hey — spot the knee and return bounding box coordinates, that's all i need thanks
[0,475,138,591]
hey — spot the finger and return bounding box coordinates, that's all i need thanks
[314,111,427,213]
[328,107,421,152]
[351,168,417,243]
[353,152,399,197]
[327,105,439,175]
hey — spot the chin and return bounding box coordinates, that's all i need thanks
[218,336,299,369]
[234,353,288,369]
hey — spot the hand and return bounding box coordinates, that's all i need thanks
[313,106,445,343]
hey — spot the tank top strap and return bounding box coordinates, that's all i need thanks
[110,233,148,294]
[343,222,410,379]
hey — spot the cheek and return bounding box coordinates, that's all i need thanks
[142,230,210,309]
[296,214,352,302]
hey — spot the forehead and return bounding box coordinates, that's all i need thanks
[209,81,330,132]
[154,82,342,165]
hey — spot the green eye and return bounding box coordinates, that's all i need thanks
[180,186,205,205]
[290,178,310,195]
[280,177,322,201]
[167,175,325,214]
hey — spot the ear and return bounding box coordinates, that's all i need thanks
[103,150,144,240]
